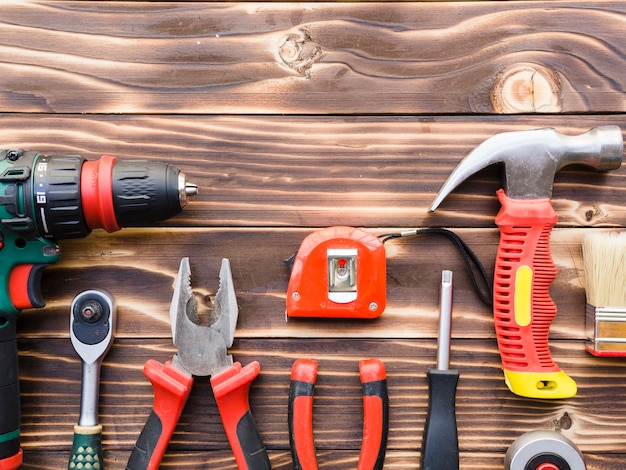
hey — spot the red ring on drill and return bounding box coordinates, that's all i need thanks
[80,155,120,233]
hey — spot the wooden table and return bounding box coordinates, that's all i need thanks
[3,1,626,468]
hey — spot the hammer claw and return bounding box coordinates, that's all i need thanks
[429,126,623,211]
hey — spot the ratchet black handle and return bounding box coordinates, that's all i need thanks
[420,368,460,470]
[0,314,22,469]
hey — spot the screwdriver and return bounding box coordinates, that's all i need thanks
[420,270,459,470]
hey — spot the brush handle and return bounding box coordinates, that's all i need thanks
[493,190,577,399]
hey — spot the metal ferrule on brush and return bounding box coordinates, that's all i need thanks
[582,231,626,357]
[586,305,626,356]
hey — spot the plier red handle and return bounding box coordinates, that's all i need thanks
[126,359,266,470]
[126,258,270,470]
[288,359,389,470]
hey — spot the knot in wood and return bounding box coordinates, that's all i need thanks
[278,31,322,75]
[582,203,607,224]
[553,411,573,431]
[491,63,562,113]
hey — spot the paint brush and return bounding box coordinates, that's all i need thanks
[582,231,626,356]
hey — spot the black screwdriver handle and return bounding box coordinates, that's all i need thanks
[420,368,459,470]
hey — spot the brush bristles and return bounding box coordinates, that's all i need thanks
[582,231,626,307]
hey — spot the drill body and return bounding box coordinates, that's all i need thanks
[0,149,196,468]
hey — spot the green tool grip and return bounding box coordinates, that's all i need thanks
[68,424,103,470]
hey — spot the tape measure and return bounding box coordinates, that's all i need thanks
[505,430,585,470]
[286,226,386,319]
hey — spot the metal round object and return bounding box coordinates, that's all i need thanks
[505,430,586,470]
[79,299,105,323]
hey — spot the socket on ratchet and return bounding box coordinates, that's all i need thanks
[68,289,116,470]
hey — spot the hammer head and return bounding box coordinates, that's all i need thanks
[429,126,623,211]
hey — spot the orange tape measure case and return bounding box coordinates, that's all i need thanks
[286,226,386,319]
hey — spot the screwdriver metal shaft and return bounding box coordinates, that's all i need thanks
[420,270,459,470]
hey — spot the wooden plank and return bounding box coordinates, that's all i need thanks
[3,1,626,468]
[0,2,625,114]
[16,338,626,468]
[23,450,626,470]
[1,114,625,228]
[15,226,599,342]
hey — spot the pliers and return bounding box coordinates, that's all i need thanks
[288,359,389,470]
[126,257,270,470]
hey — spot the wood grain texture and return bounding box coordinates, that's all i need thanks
[1,114,626,228]
[28,451,626,470]
[14,225,626,467]
[3,1,626,469]
[12,226,599,341]
[16,338,626,468]
[1,2,626,114]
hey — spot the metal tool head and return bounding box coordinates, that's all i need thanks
[170,257,238,377]
[70,289,116,365]
[505,430,586,470]
[429,126,623,211]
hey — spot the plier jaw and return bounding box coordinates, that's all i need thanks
[170,257,237,377]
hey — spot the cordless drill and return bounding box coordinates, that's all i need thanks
[0,149,197,469]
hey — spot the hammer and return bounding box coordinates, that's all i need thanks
[429,126,623,399]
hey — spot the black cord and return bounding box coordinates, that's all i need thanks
[379,228,493,306]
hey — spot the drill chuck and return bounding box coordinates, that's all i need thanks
[0,149,196,240]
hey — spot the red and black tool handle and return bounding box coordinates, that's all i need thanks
[357,359,389,470]
[288,358,389,470]
[211,361,271,470]
[493,191,577,399]
[126,360,193,470]
[0,266,49,470]
[288,359,318,470]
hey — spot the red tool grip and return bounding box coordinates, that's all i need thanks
[494,190,576,399]
[8,264,46,310]
[358,359,389,470]
[0,449,21,470]
[211,361,270,470]
[288,359,319,470]
[126,360,193,470]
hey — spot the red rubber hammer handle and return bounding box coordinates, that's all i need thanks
[211,361,270,470]
[494,190,576,398]
[358,359,389,470]
[126,360,194,470]
[288,359,319,470]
